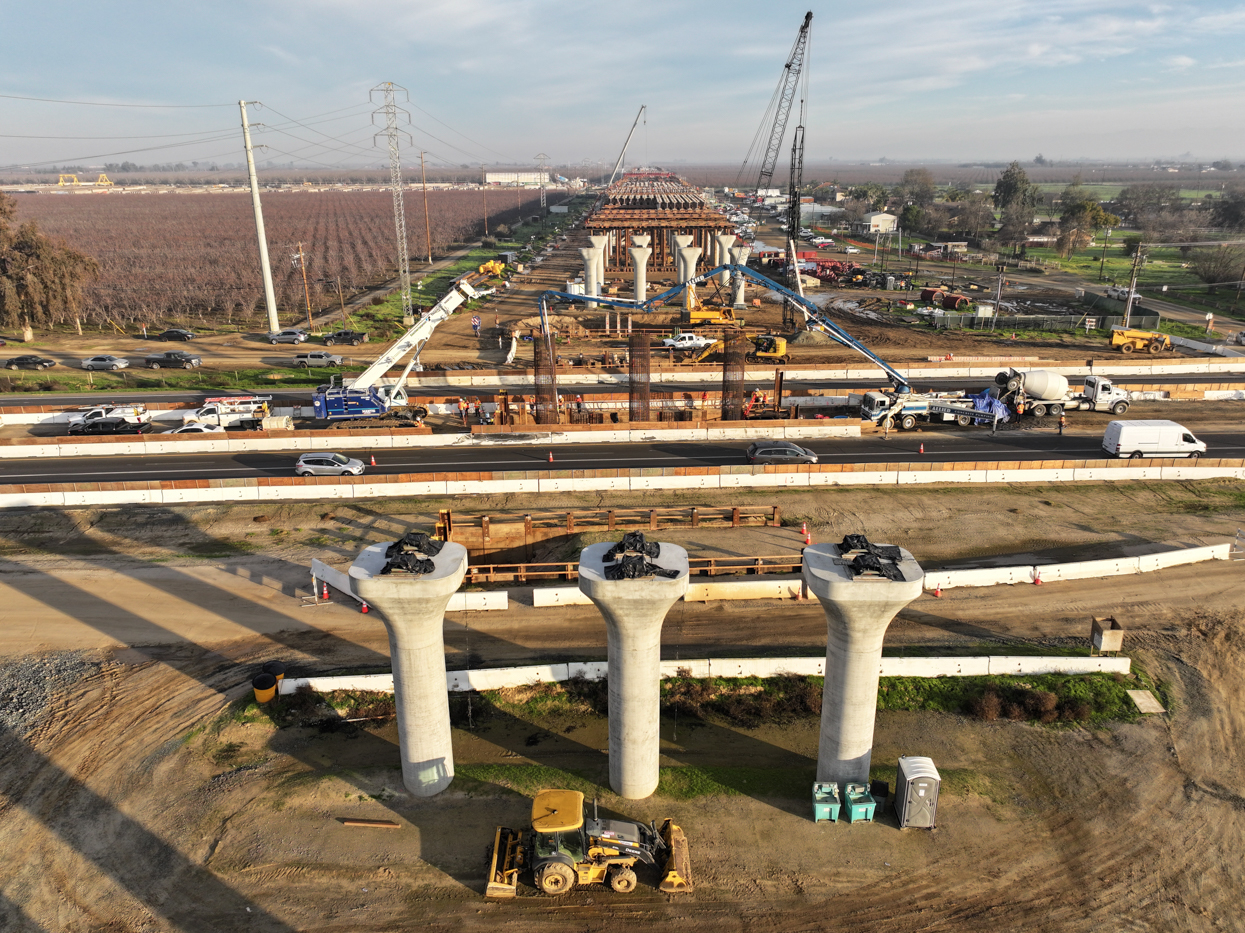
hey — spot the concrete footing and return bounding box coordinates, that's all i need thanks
[350,540,468,796]
[579,540,689,799]
[802,542,923,786]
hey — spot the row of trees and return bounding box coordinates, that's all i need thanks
[4,188,545,328]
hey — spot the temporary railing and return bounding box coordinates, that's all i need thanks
[464,553,803,585]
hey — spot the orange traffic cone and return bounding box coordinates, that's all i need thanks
[360,600,369,614]
[370,454,376,466]
[321,581,329,600]
[919,443,925,454]
[1033,570,1043,585]
[547,451,554,463]
[934,584,942,598]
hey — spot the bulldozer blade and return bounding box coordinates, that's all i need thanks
[486,826,522,898]
[658,819,693,894]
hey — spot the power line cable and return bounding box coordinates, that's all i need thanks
[0,92,231,108]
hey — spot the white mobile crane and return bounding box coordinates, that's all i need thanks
[312,270,492,421]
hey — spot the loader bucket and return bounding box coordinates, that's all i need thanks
[658,818,693,894]
[486,826,522,898]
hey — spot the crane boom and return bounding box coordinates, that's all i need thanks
[754,12,812,193]
[607,105,646,187]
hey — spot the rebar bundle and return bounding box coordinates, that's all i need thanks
[720,334,748,421]
[533,331,560,424]
[628,332,651,423]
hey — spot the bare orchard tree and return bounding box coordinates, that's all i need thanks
[0,192,99,328]
[1187,246,1245,293]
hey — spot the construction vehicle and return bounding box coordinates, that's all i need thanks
[687,334,790,365]
[478,260,506,278]
[992,369,1132,418]
[1110,328,1172,354]
[312,270,490,421]
[486,789,692,898]
[182,395,272,427]
[57,174,113,187]
[861,390,984,430]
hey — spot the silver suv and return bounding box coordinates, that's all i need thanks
[295,452,365,476]
[267,328,309,345]
[745,440,819,464]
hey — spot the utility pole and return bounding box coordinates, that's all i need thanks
[481,164,489,236]
[294,242,313,331]
[1122,246,1144,328]
[336,280,348,327]
[239,101,279,333]
[370,82,414,323]
[419,151,432,264]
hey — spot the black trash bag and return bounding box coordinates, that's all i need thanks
[840,534,871,552]
[400,531,443,556]
[839,534,902,563]
[604,553,679,581]
[605,531,661,562]
[381,552,435,575]
[849,552,903,581]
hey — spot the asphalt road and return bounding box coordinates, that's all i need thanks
[3,430,1242,485]
[5,367,1244,412]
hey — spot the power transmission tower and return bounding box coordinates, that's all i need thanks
[535,152,550,212]
[371,82,414,322]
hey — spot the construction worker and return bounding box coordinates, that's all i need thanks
[1059,414,1066,436]
[1017,399,1025,416]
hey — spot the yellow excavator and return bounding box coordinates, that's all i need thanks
[487,789,692,898]
[687,334,790,365]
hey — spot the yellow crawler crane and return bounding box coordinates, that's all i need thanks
[486,789,692,898]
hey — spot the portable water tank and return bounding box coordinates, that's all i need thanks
[895,756,940,829]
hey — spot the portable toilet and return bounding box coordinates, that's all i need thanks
[843,782,876,823]
[895,756,941,829]
[812,782,841,823]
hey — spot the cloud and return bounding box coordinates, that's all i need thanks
[1165,55,1197,70]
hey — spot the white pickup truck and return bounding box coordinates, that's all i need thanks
[67,405,151,426]
[182,395,273,427]
[661,333,716,352]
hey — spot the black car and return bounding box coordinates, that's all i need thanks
[322,329,369,347]
[67,418,150,436]
[144,350,202,369]
[5,355,57,371]
[745,440,819,464]
[157,329,195,341]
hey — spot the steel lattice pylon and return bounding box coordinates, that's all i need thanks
[372,82,414,321]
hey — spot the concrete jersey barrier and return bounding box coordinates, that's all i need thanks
[277,654,1132,696]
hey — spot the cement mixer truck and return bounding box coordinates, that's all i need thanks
[992,368,1132,418]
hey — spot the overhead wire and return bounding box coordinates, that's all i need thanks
[0,92,232,108]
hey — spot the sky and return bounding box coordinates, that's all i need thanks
[2,0,1244,171]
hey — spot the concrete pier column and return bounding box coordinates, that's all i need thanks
[729,245,751,308]
[631,234,651,248]
[579,538,689,798]
[629,246,651,302]
[803,540,923,786]
[678,247,702,311]
[588,235,608,292]
[672,234,693,281]
[349,539,468,796]
[715,234,735,285]
[581,247,601,309]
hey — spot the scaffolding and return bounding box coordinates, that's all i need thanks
[628,332,651,423]
[721,334,748,421]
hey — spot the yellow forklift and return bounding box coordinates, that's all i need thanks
[486,789,692,897]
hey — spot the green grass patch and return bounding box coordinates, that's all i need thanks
[456,763,604,798]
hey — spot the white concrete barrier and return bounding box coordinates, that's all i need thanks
[684,576,805,602]
[532,586,593,607]
[277,653,1135,696]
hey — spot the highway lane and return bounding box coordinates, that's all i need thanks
[4,430,1244,485]
[5,367,1245,412]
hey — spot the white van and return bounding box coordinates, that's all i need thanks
[1102,420,1206,459]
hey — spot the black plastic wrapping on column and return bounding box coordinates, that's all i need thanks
[602,532,679,580]
[839,534,903,563]
[381,531,444,575]
[848,552,904,581]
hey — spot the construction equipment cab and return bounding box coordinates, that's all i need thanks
[1110,328,1172,354]
[486,789,692,898]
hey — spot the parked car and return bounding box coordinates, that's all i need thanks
[1102,419,1206,459]
[163,423,226,434]
[144,350,202,369]
[322,329,369,347]
[811,237,834,245]
[843,246,861,254]
[67,418,151,436]
[267,328,309,345]
[745,440,819,464]
[295,452,365,476]
[80,355,129,371]
[291,351,343,368]
[4,355,57,371]
[157,329,195,341]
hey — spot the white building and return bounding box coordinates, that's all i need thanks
[856,211,897,233]
[485,171,549,186]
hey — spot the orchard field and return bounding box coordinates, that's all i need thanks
[10,188,545,327]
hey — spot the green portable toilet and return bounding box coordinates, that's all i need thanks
[895,755,941,829]
[843,782,876,823]
[812,782,841,822]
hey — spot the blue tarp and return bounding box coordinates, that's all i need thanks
[972,391,1010,424]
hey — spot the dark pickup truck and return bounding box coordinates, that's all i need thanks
[145,350,202,369]
[322,330,369,347]
[68,418,152,436]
